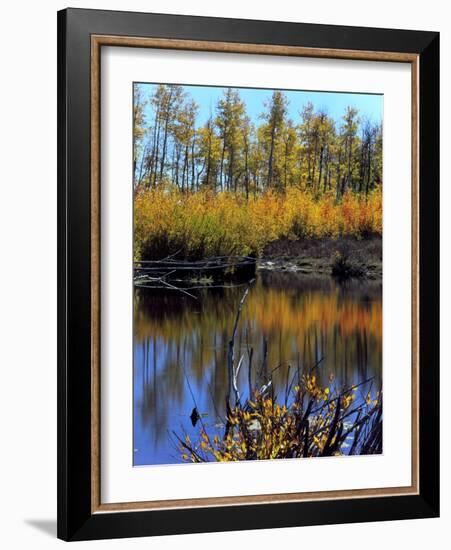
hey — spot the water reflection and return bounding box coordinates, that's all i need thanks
[133,272,382,466]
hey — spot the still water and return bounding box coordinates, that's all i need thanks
[133,271,382,466]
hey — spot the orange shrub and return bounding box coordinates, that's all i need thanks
[134,185,382,260]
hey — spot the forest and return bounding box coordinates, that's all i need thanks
[133,84,382,198]
[133,85,382,268]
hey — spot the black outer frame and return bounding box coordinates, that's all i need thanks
[57,8,439,542]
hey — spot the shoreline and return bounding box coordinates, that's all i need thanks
[258,235,382,279]
[134,236,383,289]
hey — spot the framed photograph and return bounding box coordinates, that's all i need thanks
[57,8,439,541]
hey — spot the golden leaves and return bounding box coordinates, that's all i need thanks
[134,186,383,262]
[179,376,382,463]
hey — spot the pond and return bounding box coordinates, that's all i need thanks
[133,271,382,466]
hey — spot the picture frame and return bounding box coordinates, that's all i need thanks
[57,7,439,541]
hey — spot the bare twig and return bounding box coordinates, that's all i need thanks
[232,355,244,405]
[227,280,255,404]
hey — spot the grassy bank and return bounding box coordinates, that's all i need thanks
[134,186,382,262]
[261,236,382,278]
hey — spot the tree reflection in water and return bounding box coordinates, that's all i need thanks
[133,272,381,466]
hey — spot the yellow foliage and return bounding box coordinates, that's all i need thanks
[179,380,382,462]
[134,186,382,261]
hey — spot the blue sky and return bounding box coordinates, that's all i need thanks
[137,82,383,130]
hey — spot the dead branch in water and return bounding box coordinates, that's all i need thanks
[134,255,256,265]
[227,279,255,405]
[134,255,256,298]
[135,273,197,299]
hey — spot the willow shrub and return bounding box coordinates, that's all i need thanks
[134,186,382,261]
[178,374,382,462]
